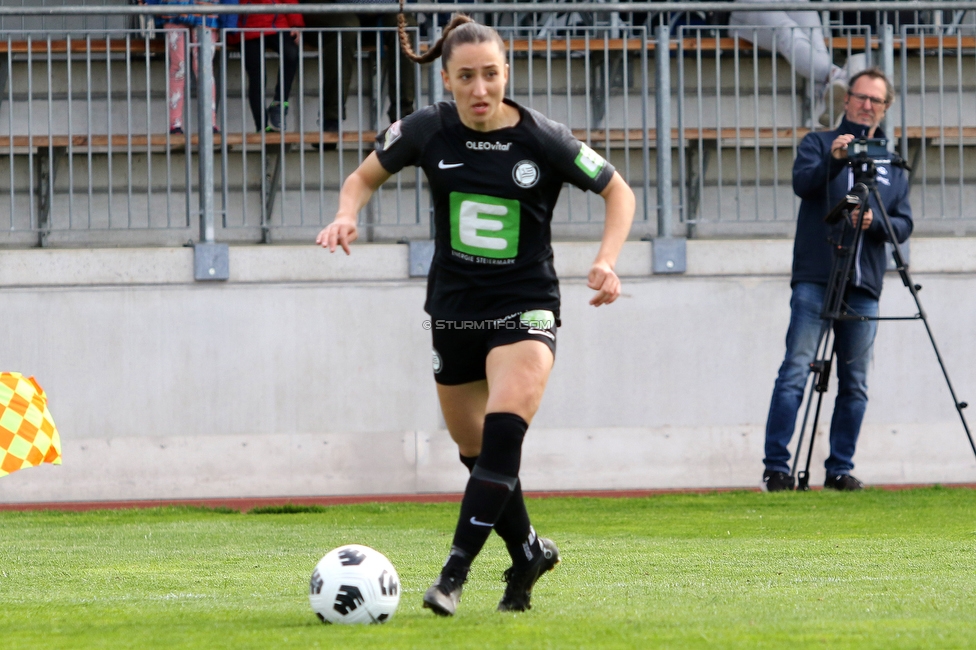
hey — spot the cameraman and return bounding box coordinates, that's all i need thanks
[763,68,913,492]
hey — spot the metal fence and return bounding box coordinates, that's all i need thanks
[1,2,975,247]
[675,18,976,237]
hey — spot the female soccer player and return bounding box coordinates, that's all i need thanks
[316,9,635,616]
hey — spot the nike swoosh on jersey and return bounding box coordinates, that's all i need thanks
[438,160,464,169]
[469,516,494,527]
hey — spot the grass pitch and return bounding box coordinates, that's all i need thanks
[2,487,976,649]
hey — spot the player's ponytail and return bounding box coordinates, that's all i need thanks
[397,0,504,66]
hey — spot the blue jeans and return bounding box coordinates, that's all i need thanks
[765,282,878,475]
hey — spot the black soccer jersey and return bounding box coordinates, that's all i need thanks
[375,99,616,321]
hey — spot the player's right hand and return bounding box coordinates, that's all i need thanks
[831,134,856,160]
[315,219,358,254]
[587,260,621,306]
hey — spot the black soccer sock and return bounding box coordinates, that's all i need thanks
[458,442,542,566]
[492,481,543,568]
[459,444,540,566]
[448,413,528,563]
[439,546,472,583]
[459,453,478,473]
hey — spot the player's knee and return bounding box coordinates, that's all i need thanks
[488,382,546,424]
[471,412,528,490]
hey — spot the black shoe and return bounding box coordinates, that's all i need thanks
[763,470,795,492]
[824,473,864,491]
[422,565,468,617]
[265,101,288,132]
[497,538,560,612]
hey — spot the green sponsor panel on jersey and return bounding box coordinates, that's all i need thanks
[575,143,607,179]
[449,192,521,259]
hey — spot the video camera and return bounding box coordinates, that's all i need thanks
[847,137,889,160]
[823,141,888,225]
[847,137,911,187]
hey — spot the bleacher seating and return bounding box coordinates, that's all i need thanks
[1,8,975,244]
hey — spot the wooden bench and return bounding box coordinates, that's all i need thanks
[0,39,165,55]
[506,34,976,53]
[3,32,970,234]
[4,30,967,59]
[0,131,374,152]
[3,30,964,106]
[5,125,972,154]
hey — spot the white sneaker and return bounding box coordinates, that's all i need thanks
[818,66,848,128]
[845,52,867,78]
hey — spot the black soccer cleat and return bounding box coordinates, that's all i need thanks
[824,473,864,491]
[422,567,468,617]
[763,470,795,492]
[497,538,560,612]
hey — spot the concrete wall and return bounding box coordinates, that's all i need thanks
[1,238,975,503]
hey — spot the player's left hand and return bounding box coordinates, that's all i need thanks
[851,206,873,230]
[587,261,621,306]
[315,218,358,254]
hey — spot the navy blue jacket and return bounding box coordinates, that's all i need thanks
[792,117,913,300]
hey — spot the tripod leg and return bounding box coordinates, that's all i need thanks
[792,324,834,489]
[790,208,855,486]
[798,389,827,491]
[790,371,817,480]
[870,186,976,461]
[917,300,976,460]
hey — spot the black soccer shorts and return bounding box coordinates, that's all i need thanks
[430,309,558,385]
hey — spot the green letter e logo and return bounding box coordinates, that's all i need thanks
[450,192,520,259]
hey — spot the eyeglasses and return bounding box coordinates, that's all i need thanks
[848,91,889,107]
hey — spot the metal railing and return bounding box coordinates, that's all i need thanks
[674,19,976,237]
[899,22,976,229]
[1,2,975,247]
[675,22,878,234]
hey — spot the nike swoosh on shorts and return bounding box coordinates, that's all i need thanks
[438,160,464,169]
[469,516,494,527]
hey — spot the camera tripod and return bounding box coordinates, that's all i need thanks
[790,155,975,490]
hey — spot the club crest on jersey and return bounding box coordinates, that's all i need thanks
[512,160,540,188]
[383,121,403,149]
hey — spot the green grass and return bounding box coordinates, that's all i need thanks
[2,488,976,649]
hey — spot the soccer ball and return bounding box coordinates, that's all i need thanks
[309,544,400,624]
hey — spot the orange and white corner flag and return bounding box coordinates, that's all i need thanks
[0,372,61,477]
